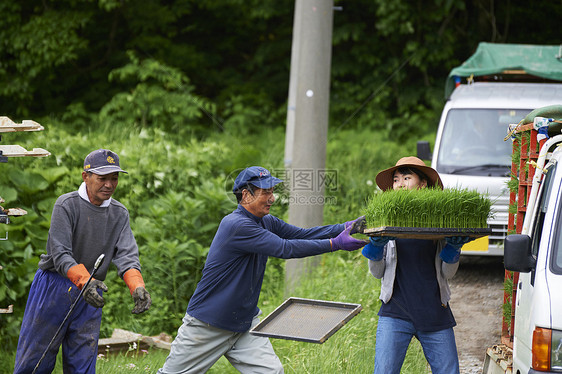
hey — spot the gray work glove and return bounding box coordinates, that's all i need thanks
[83,279,108,308]
[131,287,152,314]
[345,215,367,235]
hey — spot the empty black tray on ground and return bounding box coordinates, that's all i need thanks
[250,297,362,344]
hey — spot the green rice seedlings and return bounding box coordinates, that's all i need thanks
[511,133,521,169]
[507,173,519,195]
[363,187,492,229]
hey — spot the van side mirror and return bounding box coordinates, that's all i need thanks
[504,234,536,272]
[417,141,432,161]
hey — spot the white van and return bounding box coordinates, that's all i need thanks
[504,133,562,373]
[419,81,562,255]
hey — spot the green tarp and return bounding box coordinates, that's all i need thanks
[445,42,562,98]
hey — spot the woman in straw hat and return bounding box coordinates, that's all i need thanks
[363,156,471,374]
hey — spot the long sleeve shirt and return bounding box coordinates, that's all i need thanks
[38,190,141,281]
[368,239,459,306]
[186,204,345,332]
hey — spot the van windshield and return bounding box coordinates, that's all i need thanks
[436,108,531,176]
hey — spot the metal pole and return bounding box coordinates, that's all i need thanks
[285,0,334,293]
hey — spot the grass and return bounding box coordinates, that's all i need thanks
[203,252,431,374]
[3,253,432,374]
[96,349,168,372]
[364,187,492,229]
[110,252,430,373]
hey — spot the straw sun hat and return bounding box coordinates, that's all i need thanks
[375,156,443,191]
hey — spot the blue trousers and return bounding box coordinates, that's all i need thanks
[14,269,103,374]
[373,316,459,374]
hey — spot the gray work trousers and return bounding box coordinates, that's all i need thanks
[157,313,284,374]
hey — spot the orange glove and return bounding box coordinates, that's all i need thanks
[67,263,91,289]
[124,268,151,314]
[123,268,146,295]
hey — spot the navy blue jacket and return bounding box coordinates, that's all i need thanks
[186,205,344,332]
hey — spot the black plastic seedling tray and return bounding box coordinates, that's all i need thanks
[250,297,362,344]
[363,226,492,240]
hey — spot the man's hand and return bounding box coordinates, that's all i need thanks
[131,287,152,314]
[345,216,366,235]
[83,279,108,308]
[331,225,368,251]
[123,268,150,313]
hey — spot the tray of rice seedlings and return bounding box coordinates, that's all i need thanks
[362,187,493,240]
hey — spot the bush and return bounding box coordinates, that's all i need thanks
[0,116,422,353]
[0,123,237,348]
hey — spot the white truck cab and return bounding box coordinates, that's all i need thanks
[419,82,562,255]
[504,134,562,373]
[419,42,562,256]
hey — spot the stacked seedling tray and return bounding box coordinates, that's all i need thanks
[362,187,493,239]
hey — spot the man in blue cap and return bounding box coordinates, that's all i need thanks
[14,149,151,374]
[158,166,367,374]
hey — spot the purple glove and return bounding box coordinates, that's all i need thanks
[331,226,368,252]
[345,216,366,235]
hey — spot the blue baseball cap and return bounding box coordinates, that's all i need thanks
[83,149,128,175]
[232,166,283,192]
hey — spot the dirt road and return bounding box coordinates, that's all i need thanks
[450,255,506,374]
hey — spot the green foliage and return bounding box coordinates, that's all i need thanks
[207,252,430,374]
[0,149,70,349]
[96,347,170,373]
[507,173,519,195]
[0,3,90,115]
[2,0,559,133]
[2,252,431,373]
[0,116,421,353]
[503,274,514,332]
[100,51,215,135]
[323,127,420,224]
[0,122,238,349]
[509,130,538,234]
[3,0,559,365]
[364,188,492,228]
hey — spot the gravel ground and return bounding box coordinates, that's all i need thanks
[449,255,506,374]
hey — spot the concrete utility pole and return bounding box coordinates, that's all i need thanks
[284,0,334,292]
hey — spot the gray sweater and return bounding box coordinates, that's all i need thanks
[38,191,140,280]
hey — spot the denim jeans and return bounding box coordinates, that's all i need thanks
[373,316,459,374]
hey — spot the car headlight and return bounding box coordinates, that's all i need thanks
[533,327,562,371]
